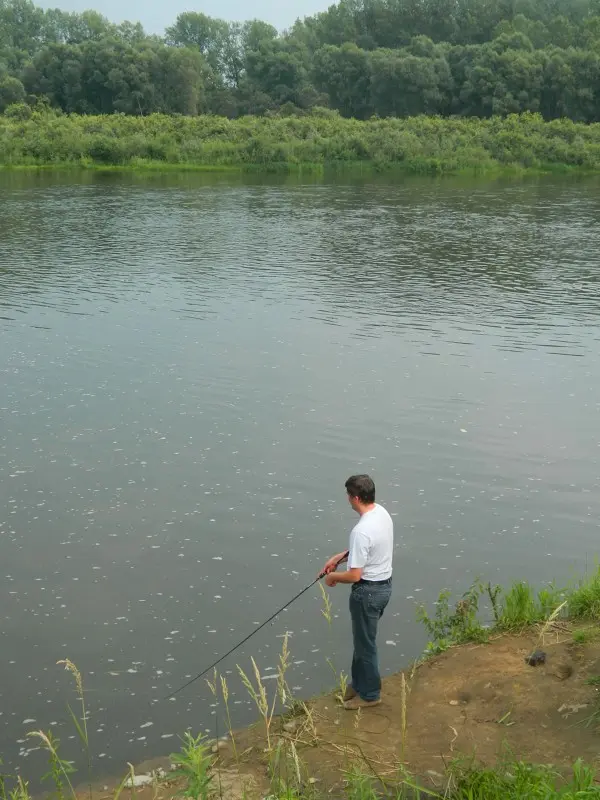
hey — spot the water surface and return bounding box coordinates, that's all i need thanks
[1,171,599,783]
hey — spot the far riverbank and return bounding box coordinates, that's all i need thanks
[1,110,600,176]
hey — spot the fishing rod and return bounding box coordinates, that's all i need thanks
[163,550,349,701]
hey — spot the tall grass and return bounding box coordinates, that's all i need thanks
[495,567,600,630]
[417,567,600,655]
[1,109,600,174]
[447,757,600,799]
[567,568,600,620]
[57,659,92,800]
[319,583,348,700]
[494,581,565,630]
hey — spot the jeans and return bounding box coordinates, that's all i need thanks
[349,581,392,702]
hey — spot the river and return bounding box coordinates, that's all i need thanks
[1,170,599,785]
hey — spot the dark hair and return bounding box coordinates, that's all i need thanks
[345,474,375,505]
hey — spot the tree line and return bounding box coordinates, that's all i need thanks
[1,0,600,121]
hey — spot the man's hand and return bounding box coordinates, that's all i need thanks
[322,556,339,576]
[325,573,338,587]
[320,551,349,577]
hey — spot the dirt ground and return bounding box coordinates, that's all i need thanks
[76,624,600,798]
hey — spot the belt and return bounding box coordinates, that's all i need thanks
[356,577,391,586]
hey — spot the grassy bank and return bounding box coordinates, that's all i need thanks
[4,568,600,799]
[1,110,600,175]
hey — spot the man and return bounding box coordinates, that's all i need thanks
[321,474,393,710]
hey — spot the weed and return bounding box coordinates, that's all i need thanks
[267,739,310,798]
[344,764,379,799]
[319,583,349,698]
[573,629,593,644]
[276,632,293,711]
[568,567,600,621]
[585,675,600,686]
[113,768,135,800]
[8,778,30,800]
[417,580,488,653]
[319,582,333,627]
[28,730,76,800]
[207,670,239,765]
[494,581,564,630]
[486,583,502,624]
[0,759,8,800]
[125,764,137,800]
[237,634,295,755]
[448,756,599,798]
[264,787,303,800]
[219,674,238,762]
[169,732,214,800]
[400,673,407,763]
[238,657,272,751]
[496,581,537,629]
[57,659,92,800]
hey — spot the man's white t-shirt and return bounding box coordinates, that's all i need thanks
[348,503,394,581]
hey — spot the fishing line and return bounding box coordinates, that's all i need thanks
[162,551,349,701]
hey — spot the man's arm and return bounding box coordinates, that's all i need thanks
[326,566,362,585]
[321,550,349,576]
[326,529,368,587]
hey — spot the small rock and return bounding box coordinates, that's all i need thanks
[125,775,153,788]
[211,741,227,754]
[449,700,459,706]
[283,720,298,733]
[525,650,546,666]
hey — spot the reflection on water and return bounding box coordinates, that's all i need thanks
[1,171,600,783]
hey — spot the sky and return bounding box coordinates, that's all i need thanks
[36,0,334,34]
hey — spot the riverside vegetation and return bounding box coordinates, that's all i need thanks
[2,0,600,172]
[1,110,600,173]
[4,569,600,799]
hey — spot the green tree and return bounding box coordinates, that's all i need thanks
[23,37,206,115]
[370,48,452,116]
[540,49,575,118]
[165,12,230,75]
[245,40,307,106]
[0,0,45,52]
[147,44,206,114]
[313,42,372,117]
[242,19,277,53]
[23,42,84,111]
[0,72,24,110]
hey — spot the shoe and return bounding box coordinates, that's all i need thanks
[343,696,382,711]
[343,685,357,702]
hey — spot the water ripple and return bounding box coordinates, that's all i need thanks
[1,173,600,786]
